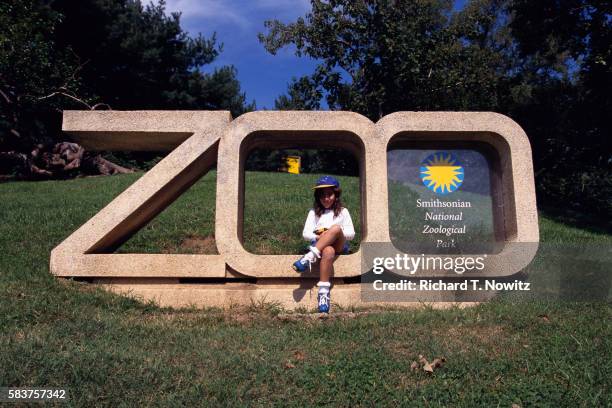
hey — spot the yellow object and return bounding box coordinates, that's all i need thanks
[285,155,301,174]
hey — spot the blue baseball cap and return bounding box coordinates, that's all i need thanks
[313,175,340,189]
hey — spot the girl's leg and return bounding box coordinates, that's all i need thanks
[319,246,336,282]
[316,226,346,313]
[331,231,347,254]
[315,225,346,282]
[314,225,346,252]
[317,245,334,313]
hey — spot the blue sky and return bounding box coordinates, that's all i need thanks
[165,0,466,110]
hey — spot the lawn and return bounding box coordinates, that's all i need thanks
[0,172,610,406]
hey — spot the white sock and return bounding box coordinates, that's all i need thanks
[301,251,317,264]
[309,246,321,258]
[317,281,330,294]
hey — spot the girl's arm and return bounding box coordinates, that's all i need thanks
[340,208,355,240]
[302,209,317,241]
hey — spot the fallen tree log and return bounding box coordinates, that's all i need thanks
[1,142,133,179]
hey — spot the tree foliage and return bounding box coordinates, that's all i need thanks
[507,0,611,216]
[246,148,359,176]
[0,1,80,156]
[0,0,253,163]
[260,0,611,216]
[260,0,513,119]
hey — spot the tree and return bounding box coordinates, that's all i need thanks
[1,0,254,177]
[274,76,322,110]
[261,0,611,217]
[260,0,511,120]
[0,1,81,156]
[507,0,611,216]
[50,0,254,115]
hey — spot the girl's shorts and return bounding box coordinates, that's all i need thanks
[310,240,350,254]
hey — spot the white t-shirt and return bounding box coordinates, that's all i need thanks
[302,208,355,241]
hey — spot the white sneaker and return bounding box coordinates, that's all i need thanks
[292,251,317,273]
[318,291,330,313]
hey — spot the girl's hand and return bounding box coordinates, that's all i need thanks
[314,227,328,236]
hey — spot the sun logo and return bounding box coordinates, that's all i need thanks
[419,152,464,195]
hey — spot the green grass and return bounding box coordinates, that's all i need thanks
[0,172,610,406]
[242,171,361,254]
[114,170,360,254]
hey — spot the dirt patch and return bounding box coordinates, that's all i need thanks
[13,330,25,342]
[179,235,218,254]
[255,241,275,254]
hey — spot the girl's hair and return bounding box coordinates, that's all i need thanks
[314,187,343,217]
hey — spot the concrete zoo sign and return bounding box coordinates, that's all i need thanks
[50,111,539,308]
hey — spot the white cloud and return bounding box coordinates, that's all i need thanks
[163,0,310,31]
[253,0,310,13]
[164,0,250,29]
